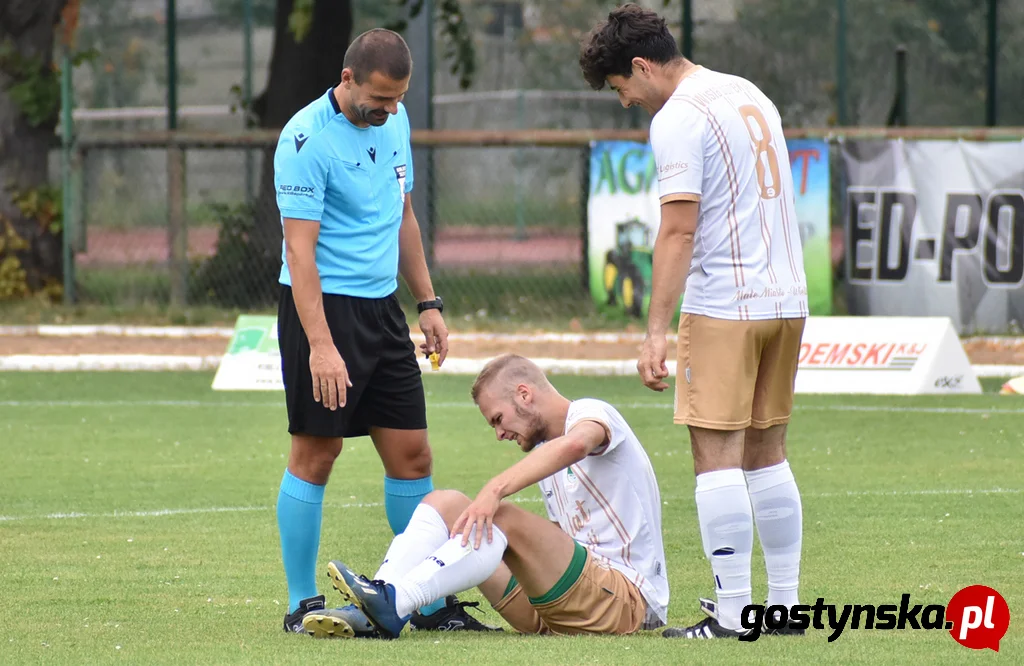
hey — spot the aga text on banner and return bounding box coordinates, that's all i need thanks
[586,139,832,319]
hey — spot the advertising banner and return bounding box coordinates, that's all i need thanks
[211,315,284,391]
[842,140,1024,333]
[587,139,832,318]
[794,316,981,395]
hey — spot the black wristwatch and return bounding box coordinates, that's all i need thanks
[417,297,443,314]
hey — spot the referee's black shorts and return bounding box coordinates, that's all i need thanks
[277,286,427,438]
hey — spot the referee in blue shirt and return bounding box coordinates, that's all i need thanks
[272,29,496,637]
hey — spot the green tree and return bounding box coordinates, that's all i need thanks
[0,0,70,300]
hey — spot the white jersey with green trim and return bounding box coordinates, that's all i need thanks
[537,398,668,628]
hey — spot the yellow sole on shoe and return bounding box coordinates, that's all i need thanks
[326,561,361,611]
[302,613,356,639]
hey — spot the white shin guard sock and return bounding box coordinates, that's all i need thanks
[391,525,508,618]
[746,460,803,610]
[695,468,754,631]
[374,503,451,582]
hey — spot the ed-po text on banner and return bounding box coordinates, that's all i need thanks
[842,140,1024,334]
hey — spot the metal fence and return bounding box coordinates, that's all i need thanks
[68,130,623,320]
[65,125,1024,324]
[70,0,1024,134]
[51,0,1024,321]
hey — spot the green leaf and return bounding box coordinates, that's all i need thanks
[436,0,476,89]
[289,0,316,42]
[71,48,100,67]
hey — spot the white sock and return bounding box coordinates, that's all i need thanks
[391,525,508,618]
[374,504,450,582]
[695,468,754,631]
[746,460,803,611]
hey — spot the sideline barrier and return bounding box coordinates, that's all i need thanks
[205,315,985,395]
[0,317,1009,394]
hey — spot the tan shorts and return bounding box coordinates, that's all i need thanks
[675,313,806,430]
[491,552,647,636]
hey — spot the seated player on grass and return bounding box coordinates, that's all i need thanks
[302,354,670,639]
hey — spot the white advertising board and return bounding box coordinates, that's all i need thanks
[794,316,982,395]
[211,315,982,396]
[210,315,284,391]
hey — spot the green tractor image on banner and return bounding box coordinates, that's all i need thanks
[603,219,653,318]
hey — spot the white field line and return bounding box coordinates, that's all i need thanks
[0,325,234,338]
[0,399,286,408]
[1,354,1021,378]
[795,404,1024,414]
[0,497,550,523]
[1,324,1022,347]
[2,400,1024,415]
[1,488,1018,524]
[812,488,1022,499]
[969,364,1024,377]
[0,355,224,371]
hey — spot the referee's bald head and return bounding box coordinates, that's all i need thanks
[343,28,413,84]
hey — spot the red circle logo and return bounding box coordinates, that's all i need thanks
[946,586,1010,651]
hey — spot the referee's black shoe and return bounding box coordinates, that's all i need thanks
[282,595,326,634]
[409,596,503,632]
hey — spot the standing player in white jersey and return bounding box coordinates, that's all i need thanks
[303,354,669,638]
[580,4,807,639]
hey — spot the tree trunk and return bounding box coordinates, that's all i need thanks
[0,0,68,299]
[251,0,353,256]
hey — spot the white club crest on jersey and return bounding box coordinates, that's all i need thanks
[564,466,580,491]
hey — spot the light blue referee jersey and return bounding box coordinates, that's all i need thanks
[274,88,414,298]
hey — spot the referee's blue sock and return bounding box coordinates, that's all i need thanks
[384,475,446,616]
[277,469,325,614]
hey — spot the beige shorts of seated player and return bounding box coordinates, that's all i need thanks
[428,489,650,636]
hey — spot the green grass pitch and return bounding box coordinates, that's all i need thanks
[1,371,1021,665]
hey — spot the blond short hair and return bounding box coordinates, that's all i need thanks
[470,354,552,404]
